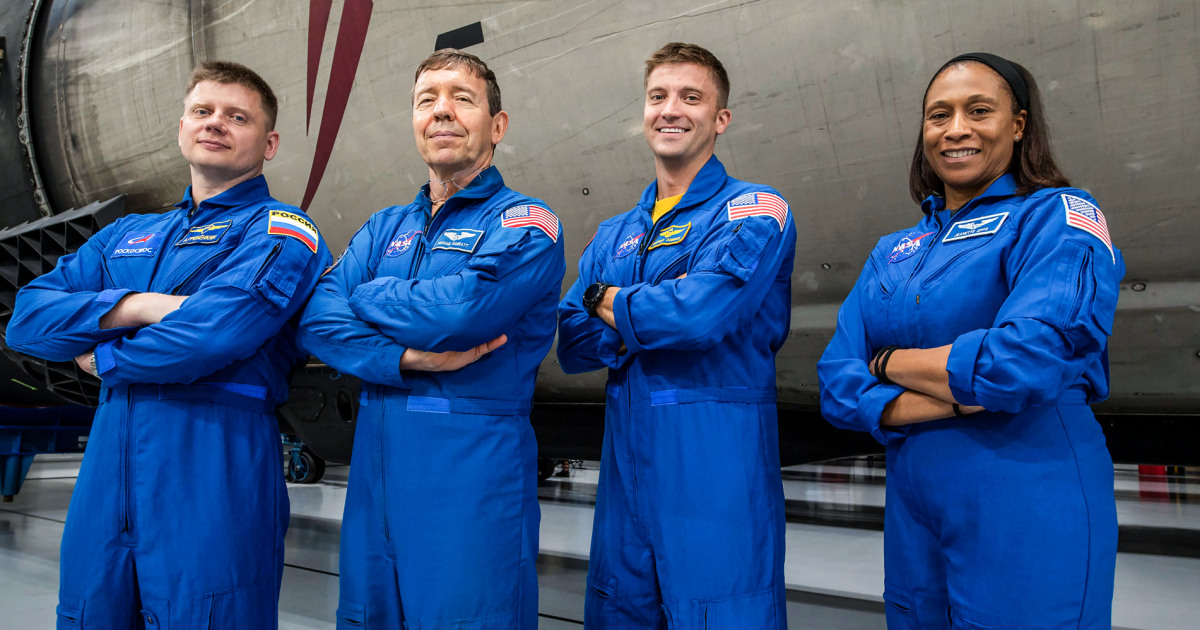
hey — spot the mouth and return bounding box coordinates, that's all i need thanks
[658,127,689,134]
[197,139,228,150]
[941,148,980,158]
[429,130,463,140]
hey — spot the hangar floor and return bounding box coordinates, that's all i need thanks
[1,456,1198,629]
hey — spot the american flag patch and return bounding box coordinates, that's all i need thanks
[502,205,559,242]
[268,210,319,253]
[1062,194,1114,262]
[726,192,789,231]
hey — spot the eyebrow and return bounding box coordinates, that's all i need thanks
[925,93,1001,108]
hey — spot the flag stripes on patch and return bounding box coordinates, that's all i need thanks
[726,192,789,231]
[1061,194,1114,262]
[502,205,559,241]
[268,210,320,252]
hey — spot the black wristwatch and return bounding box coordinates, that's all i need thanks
[582,282,613,318]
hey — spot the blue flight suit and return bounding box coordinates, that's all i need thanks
[557,156,796,629]
[297,166,565,630]
[6,175,330,629]
[818,175,1123,629]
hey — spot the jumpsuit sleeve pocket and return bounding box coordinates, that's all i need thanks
[55,595,85,629]
[247,238,309,315]
[715,220,773,286]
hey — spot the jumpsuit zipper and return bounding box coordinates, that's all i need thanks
[121,390,134,533]
[170,248,234,295]
[634,205,684,282]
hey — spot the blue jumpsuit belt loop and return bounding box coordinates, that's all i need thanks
[648,386,776,406]
[395,393,532,416]
[114,382,276,415]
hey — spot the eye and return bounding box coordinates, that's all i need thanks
[683,94,700,102]
[970,106,991,116]
[648,93,665,102]
[926,111,948,121]
[194,107,210,116]
[231,114,247,123]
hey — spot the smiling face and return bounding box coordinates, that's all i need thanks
[643,62,731,172]
[178,80,278,187]
[412,66,508,182]
[922,62,1027,209]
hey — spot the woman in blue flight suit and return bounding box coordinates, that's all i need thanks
[818,53,1123,629]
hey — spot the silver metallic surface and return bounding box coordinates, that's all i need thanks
[14,0,1200,412]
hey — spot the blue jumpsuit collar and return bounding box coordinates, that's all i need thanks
[637,155,729,214]
[413,166,505,212]
[921,173,1019,216]
[174,175,271,221]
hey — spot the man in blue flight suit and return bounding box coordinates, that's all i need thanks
[557,43,797,629]
[298,49,565,630]
[7,61,330,629]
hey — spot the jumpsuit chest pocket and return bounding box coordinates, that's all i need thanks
[417,247,472,279]
[153,241,240,295]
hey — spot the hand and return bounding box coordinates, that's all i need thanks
[596,287,619,329]
[74,351,97,376]
[399,334,507,372]
[100,293,189,329]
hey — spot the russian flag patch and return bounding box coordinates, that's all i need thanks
[268,210,319,253]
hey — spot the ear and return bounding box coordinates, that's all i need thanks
[177,118,185,148]
[263,130,280,162]
[490,110,509,146]
[714,108,732,136]
[1012,109,1028,142]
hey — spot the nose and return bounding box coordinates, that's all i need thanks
[660,95,684,120]
[433,94,454,121]
[204,114,226,133]
[945,110,971,141]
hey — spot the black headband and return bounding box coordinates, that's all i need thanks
[932,52,1030,111]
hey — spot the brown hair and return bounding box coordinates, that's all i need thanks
[413,49,502,116]
[644,43,731,110]
[908,58,1069,204]
[186,61,279,131]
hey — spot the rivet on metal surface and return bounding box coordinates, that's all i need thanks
[582,188,590,196]
[1131,282,1147,292]
[821,263,832,270]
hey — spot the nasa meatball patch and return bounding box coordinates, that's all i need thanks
[432,228,484,254]
[887,230,936,263]
[112,232,165,258]
[613,231,644,259]
[385,230,422,257]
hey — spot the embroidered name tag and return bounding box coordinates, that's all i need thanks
[176,220,232,246]
[613,232,644,259]
[887,230,936,263]
[112,232,165,258]
[385,230,422,257]
[432,228,484,254]
[647,223,691,250]
[268,211,320,253]
[943,212,1009,243]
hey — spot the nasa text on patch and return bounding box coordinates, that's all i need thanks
[614,231,644,259]
[385,230,422,257]
[176,220,232,246]
[268,211,320,253]
[112,232,165,258]
[647,223,691,250]
[432,228,484,254]
[943,212,1009,243]
[887,230,936,263]
[1062,194,1115,262]
[501,205,559,242]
